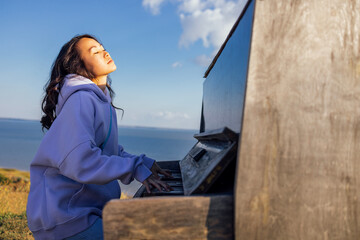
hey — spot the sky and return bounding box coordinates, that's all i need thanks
[0,0,245,130]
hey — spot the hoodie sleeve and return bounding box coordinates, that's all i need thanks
[118,145,155,170]
[51,91,152,185]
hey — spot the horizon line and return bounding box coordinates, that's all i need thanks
[0,117,198,131]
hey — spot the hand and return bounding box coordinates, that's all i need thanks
[150,162,173,180]
[142,174,172,194]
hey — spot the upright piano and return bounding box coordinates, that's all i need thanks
[103,1,254,239]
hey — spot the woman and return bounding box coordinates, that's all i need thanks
[26,34,172,240]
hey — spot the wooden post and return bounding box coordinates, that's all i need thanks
[235,0,360,239]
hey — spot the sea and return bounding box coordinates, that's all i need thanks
[0,118,198,195]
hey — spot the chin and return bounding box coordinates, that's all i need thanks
[106,67,116,75]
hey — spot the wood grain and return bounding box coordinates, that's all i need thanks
[103,195,233,240]
[235,0,360,239]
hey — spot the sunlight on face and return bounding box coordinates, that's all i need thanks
[76,38,117,79]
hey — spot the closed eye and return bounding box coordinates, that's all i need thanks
[94,49,106,54]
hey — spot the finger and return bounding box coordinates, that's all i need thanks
[152,172,161,180]
[158,180,173,192]
[165,183,173,191]
[160,169,173,178]
[154,162,161,170]
[162,183,171,192]
[149,178,163,192]
[143,181,151,193]
[150,164,161,179]
[151,162,160,172]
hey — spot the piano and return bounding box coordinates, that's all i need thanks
[103,0,254,239]
[104,0,360,239]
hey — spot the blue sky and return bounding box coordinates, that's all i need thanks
[0,0,245,129]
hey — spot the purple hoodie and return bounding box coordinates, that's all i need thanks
[26,74,154,239]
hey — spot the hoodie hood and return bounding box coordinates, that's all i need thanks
[56,74,111,116]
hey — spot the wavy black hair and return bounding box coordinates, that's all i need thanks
[40,34,122,132]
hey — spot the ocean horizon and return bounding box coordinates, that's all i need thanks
[0,117,198,171]
[0,117,198,131]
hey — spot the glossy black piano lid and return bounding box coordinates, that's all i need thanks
[200,0,254,133]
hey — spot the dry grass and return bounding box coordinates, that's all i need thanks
[0,168,33,239]
[0,168,30,214]
[0,212,33,240]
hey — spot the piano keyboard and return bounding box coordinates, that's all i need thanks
[142,170,184,197]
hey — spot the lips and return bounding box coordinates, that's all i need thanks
[107,59,113,64]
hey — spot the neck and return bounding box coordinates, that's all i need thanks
[92,75,107,93]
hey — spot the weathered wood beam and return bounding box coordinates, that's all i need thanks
[103,195,233,240]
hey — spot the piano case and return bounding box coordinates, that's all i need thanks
[133,127,238,197]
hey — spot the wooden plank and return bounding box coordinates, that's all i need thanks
[235,0,360,239]
[103,195,233,240]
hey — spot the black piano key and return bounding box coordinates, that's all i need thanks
[151,186,183,192]
[143,190,184,197]
[166,181,183,187]
[143,185,184,197]
[159,172,181,177]
[166,169,181,173]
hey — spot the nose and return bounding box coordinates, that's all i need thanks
[104,51,110,58]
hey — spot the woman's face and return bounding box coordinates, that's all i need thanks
[76,37,116,78]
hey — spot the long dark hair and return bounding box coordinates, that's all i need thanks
[41,34,122,132]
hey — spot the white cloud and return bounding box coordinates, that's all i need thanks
[153,111,190,120]
[178,0,207,13]
[142,0,247,67]
[142,0,167,15]
[172,61,183,68]
[178,0,246,49]
[142,0,246,48]
[195,54,212,67]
